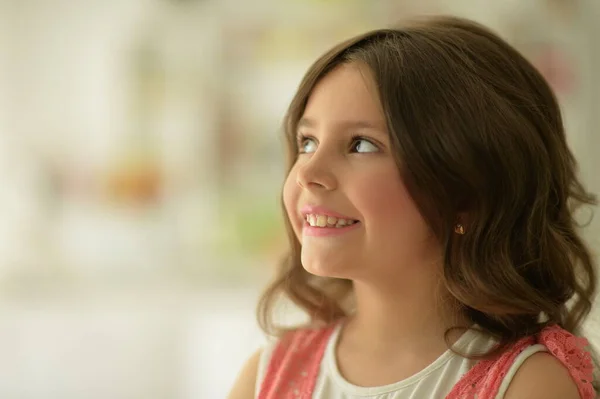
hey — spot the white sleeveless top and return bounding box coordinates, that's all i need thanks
[255,323,547,399]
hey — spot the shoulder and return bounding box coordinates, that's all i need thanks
[503,352,581,399]
[227,348,263,399]
[226,326,322,399]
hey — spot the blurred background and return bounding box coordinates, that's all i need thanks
[0,0,599,397]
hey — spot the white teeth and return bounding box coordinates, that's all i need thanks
[305,214,357,228]
[316,215,327,227]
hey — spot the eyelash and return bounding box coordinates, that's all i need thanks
[296,134,380,153]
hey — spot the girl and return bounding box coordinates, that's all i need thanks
[228,15,597,399]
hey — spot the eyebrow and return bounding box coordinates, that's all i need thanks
[297,117,386,132]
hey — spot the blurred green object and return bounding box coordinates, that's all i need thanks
[215,192,285,266]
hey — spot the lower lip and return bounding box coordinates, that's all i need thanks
[302,221,361,237]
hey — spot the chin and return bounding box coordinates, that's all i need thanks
[301,259,355,280]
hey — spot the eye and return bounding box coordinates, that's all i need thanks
[298,135,317,154]
[351,137,379,153]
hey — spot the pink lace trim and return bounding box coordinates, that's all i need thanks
[445,336,534,399]
[257,324,336,399]
[446,325,596,399]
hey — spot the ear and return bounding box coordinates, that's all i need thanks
[456,211,471,225]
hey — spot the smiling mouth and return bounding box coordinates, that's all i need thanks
[304,214,359,228]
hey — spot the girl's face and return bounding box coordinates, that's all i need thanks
[283,63,441,282]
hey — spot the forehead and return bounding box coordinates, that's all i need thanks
[300,63,386,130]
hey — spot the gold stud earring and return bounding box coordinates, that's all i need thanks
[454,224,465,235]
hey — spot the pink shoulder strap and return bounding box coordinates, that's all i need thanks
[446,325,596,399]
[257,324,337,399]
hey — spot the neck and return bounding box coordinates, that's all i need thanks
[341,269,469,356]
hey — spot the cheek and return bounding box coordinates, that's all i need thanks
[356,171,429,238]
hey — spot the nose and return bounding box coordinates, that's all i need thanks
[295,152,337,191]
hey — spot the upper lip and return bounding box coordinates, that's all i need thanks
[300,205,358,221]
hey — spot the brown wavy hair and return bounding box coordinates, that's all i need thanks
[257,15,597,359]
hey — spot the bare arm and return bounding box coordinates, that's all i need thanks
[503,352,581,399]
[226,349,263,399]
